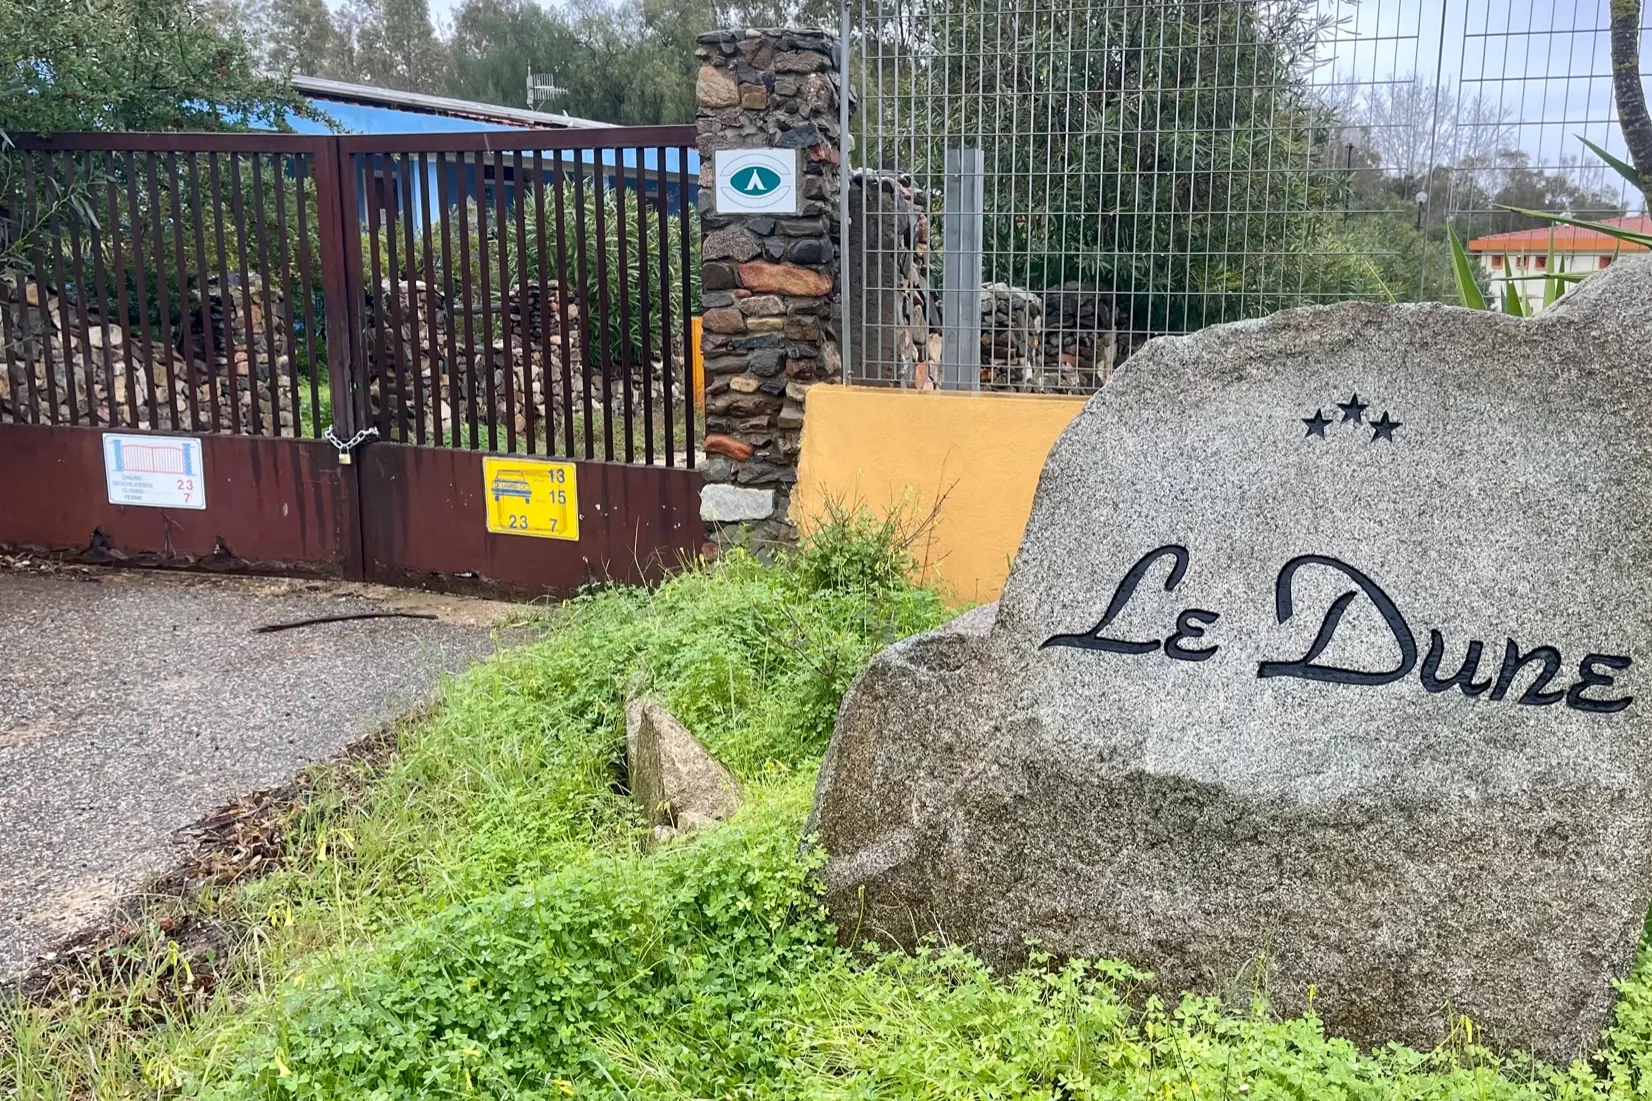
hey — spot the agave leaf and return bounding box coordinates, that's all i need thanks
[1496,204,1652,248]
[1502,277,1527,317]
[1360,255,1397,304]
[1578,135,1641,188]
[1543,230,1563,308]
[1446,223,1486,310]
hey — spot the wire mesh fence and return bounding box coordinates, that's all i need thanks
[842,0,1652,391]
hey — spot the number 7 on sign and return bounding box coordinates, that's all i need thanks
[102,434,207,510]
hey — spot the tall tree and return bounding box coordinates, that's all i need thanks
[447,0,578,109]
[263,0,347,77]
[1609,0,1651,194]
[0,0,308,133]
[347,0,446,91]
[1338,77,1514,183]
[443,0,715,123]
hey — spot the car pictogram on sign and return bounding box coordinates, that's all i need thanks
[490,471,534,504]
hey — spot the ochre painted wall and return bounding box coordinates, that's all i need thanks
[793,387,1087,604]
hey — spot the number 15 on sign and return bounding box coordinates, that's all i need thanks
[482,456,580,541]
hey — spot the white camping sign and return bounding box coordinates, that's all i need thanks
[713,149,801,215]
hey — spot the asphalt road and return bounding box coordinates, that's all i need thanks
[0,567,523,978]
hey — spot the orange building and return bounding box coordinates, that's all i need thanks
[1466,214,1650,314]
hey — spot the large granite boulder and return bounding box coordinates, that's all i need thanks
[809,257,1652,1062]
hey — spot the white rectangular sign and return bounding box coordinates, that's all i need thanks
[714,148,802,215]
[103,434,206,510]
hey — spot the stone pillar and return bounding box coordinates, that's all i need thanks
[694,28,844,553]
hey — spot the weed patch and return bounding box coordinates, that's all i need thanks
[6,517,1652,1099]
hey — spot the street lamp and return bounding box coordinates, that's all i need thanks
[1415,190,1429,230]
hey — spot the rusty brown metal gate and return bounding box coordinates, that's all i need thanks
[0,127,705,597]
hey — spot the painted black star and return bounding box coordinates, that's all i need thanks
[1337,393,1368,423]
[1302,410,1331,438]
[1370,411,1401,442]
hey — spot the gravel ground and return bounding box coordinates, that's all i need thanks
[0,567,527,979]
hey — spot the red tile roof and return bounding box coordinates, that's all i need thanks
[1466,214,1650,253]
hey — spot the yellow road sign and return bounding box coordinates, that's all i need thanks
[482,456,579,541]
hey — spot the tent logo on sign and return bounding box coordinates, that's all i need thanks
[714,149,799,215]
[737,166,781,195]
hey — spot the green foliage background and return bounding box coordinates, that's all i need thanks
[0,0,309,135]
[854,0,1389,335]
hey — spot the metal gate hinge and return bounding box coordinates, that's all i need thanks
[324,425,380,465]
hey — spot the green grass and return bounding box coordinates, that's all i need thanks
[6,514,1652,1099]
[294,367,333,440]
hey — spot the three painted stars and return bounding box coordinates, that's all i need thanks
[1302,393,1401,443]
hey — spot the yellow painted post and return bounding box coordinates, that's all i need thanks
[692,316,705,414]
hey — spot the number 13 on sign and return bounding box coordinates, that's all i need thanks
[482,456,580,541]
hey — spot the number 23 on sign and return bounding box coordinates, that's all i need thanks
[482,456,580,541]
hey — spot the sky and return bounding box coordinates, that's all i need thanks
[1321,0,1642,169]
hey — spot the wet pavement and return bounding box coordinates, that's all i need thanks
[0,567,524,978]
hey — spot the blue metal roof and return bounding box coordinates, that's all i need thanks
[285,99,699,174]
[292,100,522,136]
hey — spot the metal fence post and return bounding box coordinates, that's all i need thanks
[838,0,854,384]
[940,147,983,391]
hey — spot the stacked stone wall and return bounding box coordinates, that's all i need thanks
[695,28,844,550]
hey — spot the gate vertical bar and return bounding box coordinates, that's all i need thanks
[1418,0,1453,303]
[493,152,516,454]
[21,154,54,423]
[531,150,554,454]
[637,151,654,465]
[513,150,534,454]
[653,148,673,466]
[571,151,595,459]
[363,158,390,437]
[616,154,634,464]
[476,153,498,452]
[251,158,283,435]
[294,158,322,439]
[552,151,576,456]
[19,156,50,421]
[271,155,300,436]
[316,136,367,581]
[399,157,426,445]
[593,159,614,461]
[123,151,160,430]
[46,154,82,425]
[100,152,137,427]
[179,154,208,430]
[0,159,29,423]
[63,155,99,425]
[207,153,241,434]
[417,153,441,446]
[677,146,694,464]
